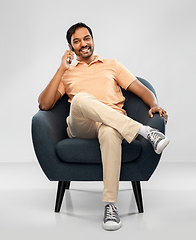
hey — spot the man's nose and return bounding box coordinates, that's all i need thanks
[80,40,87,47]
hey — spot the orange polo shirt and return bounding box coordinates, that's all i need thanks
[57,55,137,115]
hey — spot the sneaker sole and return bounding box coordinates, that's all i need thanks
[102,221,122,231]
[156,137,170,154]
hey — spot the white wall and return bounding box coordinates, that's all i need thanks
[0,0,195,162]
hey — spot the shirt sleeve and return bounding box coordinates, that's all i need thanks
[114,60,137,89]
[57,80,66,97]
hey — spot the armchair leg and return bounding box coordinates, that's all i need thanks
[65,181,71,190]
[55,181,71,212]
[131,181,144,213]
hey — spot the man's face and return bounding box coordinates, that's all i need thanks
[70,27,94,60]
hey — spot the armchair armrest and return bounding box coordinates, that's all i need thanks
[31,95,70,180]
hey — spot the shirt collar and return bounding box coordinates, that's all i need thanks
[73,55,103,66]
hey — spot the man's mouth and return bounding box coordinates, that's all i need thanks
[80,46,90,53]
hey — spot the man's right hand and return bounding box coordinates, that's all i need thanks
[38,50,74,110]
[61,50,75,71]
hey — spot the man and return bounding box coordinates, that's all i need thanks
[38,22,169,231]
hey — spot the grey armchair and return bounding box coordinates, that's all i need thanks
[31,77,165,213]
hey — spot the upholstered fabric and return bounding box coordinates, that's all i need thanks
[56,138,142,164]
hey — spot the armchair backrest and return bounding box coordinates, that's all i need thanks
[122,77,157,125]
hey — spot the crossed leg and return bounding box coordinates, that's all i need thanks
[66,92,141,202]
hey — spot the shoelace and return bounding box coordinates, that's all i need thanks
[147,130,160,146]
[105,204,118,221]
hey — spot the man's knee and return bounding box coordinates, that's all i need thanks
[71,93,93,107]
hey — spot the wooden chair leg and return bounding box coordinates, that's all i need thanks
[55,181,71,212]
[131,181,144,213]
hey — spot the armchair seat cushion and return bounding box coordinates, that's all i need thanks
[56,138,142,164]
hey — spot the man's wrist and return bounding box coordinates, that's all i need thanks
[150,104,159,109]
[59,65,68,73]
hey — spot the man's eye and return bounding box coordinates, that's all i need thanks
[85,37,90,41]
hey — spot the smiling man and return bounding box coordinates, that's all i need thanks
[70,27,94,62]
[38,22,169,231]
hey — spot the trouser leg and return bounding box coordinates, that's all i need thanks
[67,93,141,142]
[66,94,100,139]
[98,124,123,203]
[66,93,142,203]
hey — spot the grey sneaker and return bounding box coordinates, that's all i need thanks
[103,204,122,231]
[146,126,170,154]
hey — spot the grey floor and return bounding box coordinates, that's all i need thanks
[1,162,196,240]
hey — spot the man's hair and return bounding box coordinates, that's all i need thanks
[66,22,93,45]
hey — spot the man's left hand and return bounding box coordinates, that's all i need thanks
[149,106,168,124]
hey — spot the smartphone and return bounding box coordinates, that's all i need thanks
[67,45,74,64]
[67,57,72,64]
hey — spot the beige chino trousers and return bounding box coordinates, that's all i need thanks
[66,93,141,203]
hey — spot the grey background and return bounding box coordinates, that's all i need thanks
[0,0,195,162]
